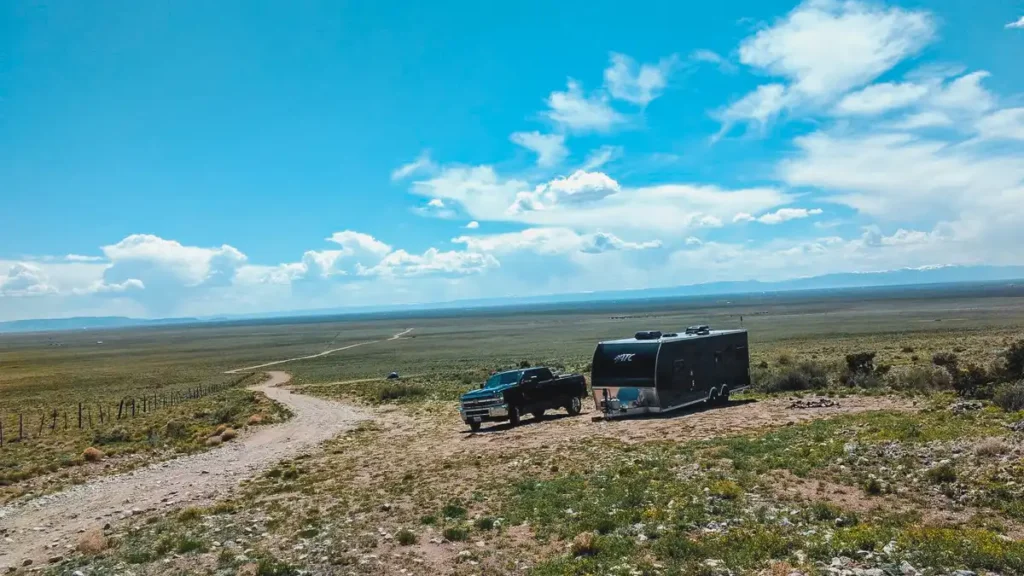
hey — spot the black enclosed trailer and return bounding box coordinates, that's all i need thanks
[590,327,750,418]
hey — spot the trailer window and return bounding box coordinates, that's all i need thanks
[592,343,658,386]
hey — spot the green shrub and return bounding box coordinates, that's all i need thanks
[1002,340,1024,380]
[395,528,417,546]
[92,426,130,445]
[442,502,467,519]
[893,366,953,392]
[926,463,957,484]
[709,479,743,500]
[763,362,829,392]
[474,516,496,531]
[377,383,427,402]
[993,382,1024,412]
[443,526,469,541]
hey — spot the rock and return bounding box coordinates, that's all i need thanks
[791,398,839,409]
[235,563,259,576]
[21,559,32,567]
[1008,420,1024,433]
[48,555,63,564]
[900,561,918,575]
[380,503,392,512]
[951,571,976,576]
[73,572,85,576]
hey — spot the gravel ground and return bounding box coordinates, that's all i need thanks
[0,371,367,569]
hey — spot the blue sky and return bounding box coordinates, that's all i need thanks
[2,0,1023,320]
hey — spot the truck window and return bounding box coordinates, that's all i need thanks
[533,368,553,380]
[592,342,658,386]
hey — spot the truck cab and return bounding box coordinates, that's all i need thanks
[458,367,588,432]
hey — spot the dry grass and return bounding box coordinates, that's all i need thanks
[76,527,109,555]
[975,437,1010,456]
[204,436,222,447]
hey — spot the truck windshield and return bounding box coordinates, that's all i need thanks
[484,371,522,389]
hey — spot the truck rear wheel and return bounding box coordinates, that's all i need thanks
[566,396,582,416]
[508,405,521,427]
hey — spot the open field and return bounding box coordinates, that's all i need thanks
[1,284,1024,574]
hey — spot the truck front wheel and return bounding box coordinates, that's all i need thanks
[508,405,521,427]
[469,421,481,432]
[566,396,582,416]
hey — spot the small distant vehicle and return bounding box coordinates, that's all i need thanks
[386,372,400,380]
[458,367,588,432]
[592,326,750,418]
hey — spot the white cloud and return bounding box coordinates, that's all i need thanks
[733,208,823,224]
[72,278,145,295]
[738,0,935,101]
[780,130,1024,222]
[453,228,659,255]
[64,254,105,263]
[581,146,622,171]
[101,234,246,289]
[391,151,437,181]
[427,198,446,208]
[887,110,953,130]
[509,170,621,213]
[929,71,995,115]
[834,82,929,115]
[510,131,568,167]
[716,84,788,137]
[685,236,703,246]
[0,263,58,296]
[603,53,678,106]
[1006,16,1024,29]
[465,221,480,229]
[411,165,529,221]
[757,207,823,224]
[325,231,393,258]
[544,80,625,132]
[358,248,498,277]
[975,108,1024,141]
[691,49,736,73]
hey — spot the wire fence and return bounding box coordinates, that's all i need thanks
[0,373,256,448]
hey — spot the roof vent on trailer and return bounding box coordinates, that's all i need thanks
[634,330,663,340]
[685,325,711,335]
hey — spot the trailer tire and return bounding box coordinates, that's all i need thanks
[469,421,481,432]
[532,409,545,420]
[566,396,582,416]
[718,387,730,406]
[508,405,521,427]
[708,388,719,406]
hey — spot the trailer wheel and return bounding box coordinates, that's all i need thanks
[708,388,719,406]
[532,409,545,420]
[718,387,730,406]
[508,405,521,427]
[566,396,582,416]
[469,421,481,432]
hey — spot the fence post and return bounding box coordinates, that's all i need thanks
[19,414,23,441]
[39,413,44,435]
[131,399,136,417]
[51,408,57,431]
[1,418,3,447]
[63,411,68,430]
[118,400,124,420]
[78,403,83,429]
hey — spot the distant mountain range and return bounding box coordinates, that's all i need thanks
[3,264,1024,334]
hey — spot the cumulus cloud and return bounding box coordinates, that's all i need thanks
[101,234,246,289]
[757,207,824,224]
[603,53,678,106]
[1005,16,1024,29]
[544,80,625,132]
[508,170,621,213]
[452,228,659,255]
[64,254,105,263]
[0,263,58,296]
[510,131,568,167]
[358,248,498,277]
[465,221,480,229]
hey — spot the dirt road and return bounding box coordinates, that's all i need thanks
[0,371,366,569]
[224,328,413,374]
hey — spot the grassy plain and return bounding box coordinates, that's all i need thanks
[2,284,1024,574]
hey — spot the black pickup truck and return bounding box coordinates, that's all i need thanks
[458,367,588,431]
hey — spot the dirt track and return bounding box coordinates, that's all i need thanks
[0,371,366,569]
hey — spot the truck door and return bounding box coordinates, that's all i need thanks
[519,368,550,409]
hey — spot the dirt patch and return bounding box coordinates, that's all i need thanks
[0,371,368,568]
